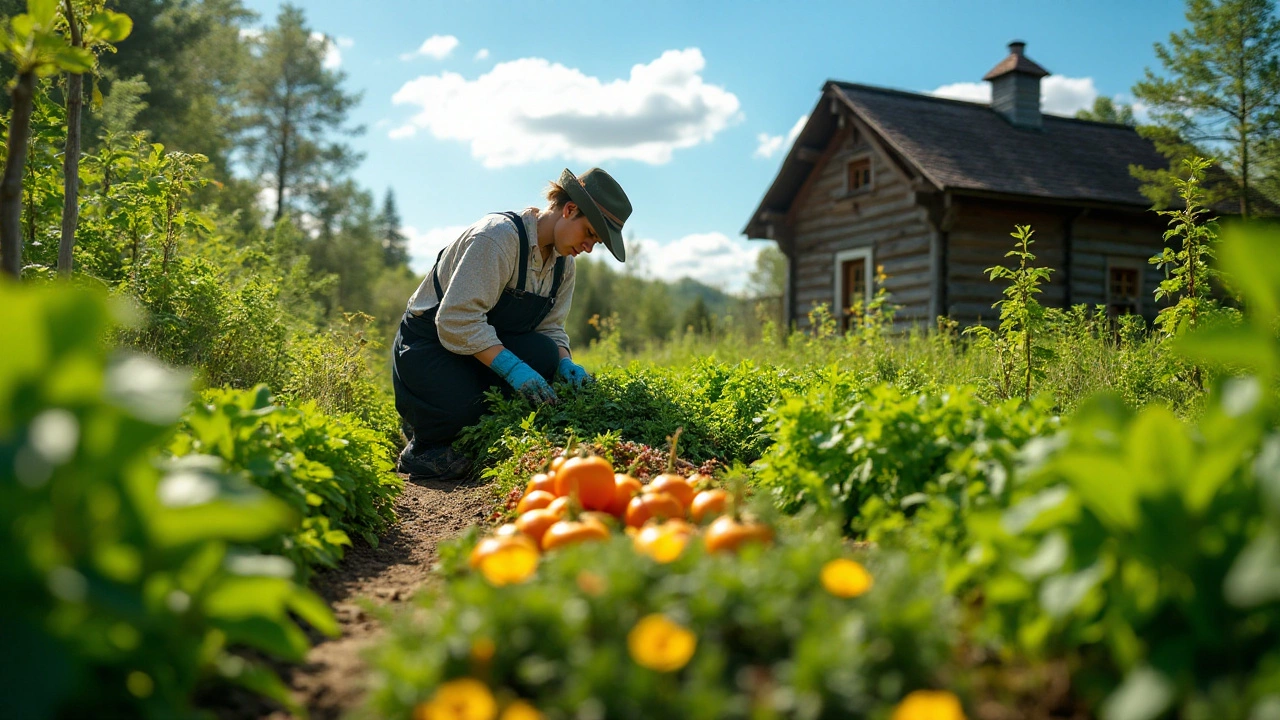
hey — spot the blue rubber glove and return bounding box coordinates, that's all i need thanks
[491,349,559,404]
[557,357,592,387]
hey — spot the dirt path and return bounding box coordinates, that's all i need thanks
[263,474,495,720]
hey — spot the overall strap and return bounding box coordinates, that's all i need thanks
[550,256,566,299]
[430,247,447,298]
[498,211,530,292]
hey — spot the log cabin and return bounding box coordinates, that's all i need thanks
[742,41,1230,330]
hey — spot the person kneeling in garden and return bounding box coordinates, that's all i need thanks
[391,167,632,480]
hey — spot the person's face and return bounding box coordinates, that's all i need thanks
[554,202,601,257]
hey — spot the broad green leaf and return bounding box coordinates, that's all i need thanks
[86,11,132,43]
[27,0,56,27]
[51,46,94,73]
[1101,667,1175,720]
[1219,223,1280,321]
[1224,527,1280,608]
[205,576,294,619]
[288,588,339,637]
[1057,455,1138,529]
[1039,561,1106,618]
[1174,325,1278,375]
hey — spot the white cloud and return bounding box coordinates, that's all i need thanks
[239,27,262,41]
[405,224,469,274]
[474,48,490,61]
[928,76,1100,117]
[389,48,741,167]
[627,232,760,292]
[1041,76,1097,116]
[312,32,344,69]
[336,36,354,49]
[402,34,460,61]
[929,81,990,104]
[754,114,807,159]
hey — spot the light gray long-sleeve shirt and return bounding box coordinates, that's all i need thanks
[405,208,576,356]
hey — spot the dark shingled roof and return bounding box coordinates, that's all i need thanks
[833,81,1165,207]
[742,80,1182,238]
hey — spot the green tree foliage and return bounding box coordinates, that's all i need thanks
[1074,96,1137,125]
[682,293,713,335]
[239,2,362,222]
[1132,0,1280,215]
[378,187,408,268]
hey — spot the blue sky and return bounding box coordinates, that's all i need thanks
[239,0,1188,292]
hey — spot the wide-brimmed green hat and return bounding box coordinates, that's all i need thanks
[558,167,632,262]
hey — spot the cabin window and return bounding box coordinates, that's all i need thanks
[846,157,872,194]
[833,247,873,331]
[1106,259,1143,318]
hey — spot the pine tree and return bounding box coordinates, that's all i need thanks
[1074,97,1136,126]
[1132,0,1280,216]
[378,189,408,268]
[239,3,362,223]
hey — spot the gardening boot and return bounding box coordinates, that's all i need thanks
[397,442,472,482]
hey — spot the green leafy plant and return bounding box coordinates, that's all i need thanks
[170,384,402,576]
[0,281,335,718]
[753,380,1058,536]
[964,225,1056,402]
[1150,156,1221,339]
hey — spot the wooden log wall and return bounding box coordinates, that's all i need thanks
[945,199,1168,325]
[789,128,933,329]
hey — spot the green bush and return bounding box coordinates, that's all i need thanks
[753,381,1058,535]
[457,358,815,472]
[169,385,402,575]
[364,519,956,720]
[0,282,336,719]
[278,312,402,448]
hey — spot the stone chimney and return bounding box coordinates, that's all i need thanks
[983,41,1050,129]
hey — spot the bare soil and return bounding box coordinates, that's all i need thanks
[257,474,494,720]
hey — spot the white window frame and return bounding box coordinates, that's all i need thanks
[844,153,874,195]
[833,247,874,320]
[1105,256,1144,316]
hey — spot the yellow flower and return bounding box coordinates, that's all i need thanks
[414,678,498,720]
[821,558,874,598]
[627,613,697,672]
[499,700,544,720]
[478,540,539,586]
[891,690,966,720]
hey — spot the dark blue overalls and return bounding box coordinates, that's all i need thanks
[391,212,565,448]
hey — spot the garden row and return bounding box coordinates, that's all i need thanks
[358,225,1280,720]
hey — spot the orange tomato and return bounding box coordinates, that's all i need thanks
[515,508,561,546]
[494,523,521,537]
[649,474,695,509]
[608,474,643,517]
[690,488,730,524]
[541,517,610,551]
[469,533,538,568]
[516,489,556,514]
[549,455,568,475]
[704,515,774,554]
[554,456,616,511]
[526,472,557,496]
[547,496,571,516]
[625,492,684,528]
